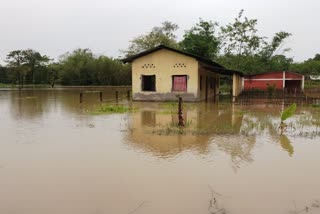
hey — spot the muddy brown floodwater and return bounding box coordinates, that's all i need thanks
[0,89,320,214]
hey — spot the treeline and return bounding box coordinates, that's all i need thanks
[1,10,319,88]
[0,49,131,88]
[122,10,320,76]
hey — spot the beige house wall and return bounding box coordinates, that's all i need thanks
[131,49,199,101]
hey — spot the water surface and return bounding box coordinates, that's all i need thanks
[0,89,319,214]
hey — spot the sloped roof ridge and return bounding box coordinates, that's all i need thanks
[122,44,224,68]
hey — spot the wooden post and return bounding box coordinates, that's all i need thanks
[127,90,131,99]
[80,92,83,103]
[99,91,103,102]
[115,91,119,101]
[178,96,185,127]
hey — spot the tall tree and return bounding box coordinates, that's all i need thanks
[220,10,263,58]
[58,49,94,85]
[5,49,50,87]
[121,21,179,57]
[180,19,220,59]
[22,49,50,83]
[6,50,29,88]
[219,10,292,74]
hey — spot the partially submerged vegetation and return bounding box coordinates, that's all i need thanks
[279,103,297,132]
[92,104,133,114]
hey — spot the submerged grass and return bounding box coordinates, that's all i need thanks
[91,104,133,114]
[0,83,13,88]
[150,119,209,136]
[311,104,320,108]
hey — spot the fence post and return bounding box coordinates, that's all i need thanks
[99,91,103,102]
[127,90,131,99]
[80,92,83,103]
[115,91,119,101]
[178,96,185,127]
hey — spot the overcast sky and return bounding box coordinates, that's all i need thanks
[0,0,319,64]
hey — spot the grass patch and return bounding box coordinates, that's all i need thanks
[0,83,14,88]
[92,104,132,114]
[25,96,37,99]
[311,104,320,108]
[151,120,200,136]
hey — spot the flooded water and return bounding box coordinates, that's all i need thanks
[0,89,320,214]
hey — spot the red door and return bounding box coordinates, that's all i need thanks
[173,76,187,91]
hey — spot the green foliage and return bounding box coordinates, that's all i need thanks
[220,9,263,57]
[219,10,292,74]
[180,19,220,59]
[5,49,50,87]
[266,83,276,97]
[93,104,131,114]
[1,48,131,87]
[311,104,320,108]
[121,21,179,57]
[219,84,231,94]
[281,103,297,122]
[290,54,320,75]
[58,49,131,86]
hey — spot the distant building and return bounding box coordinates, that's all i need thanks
[122,45,243,102]
[244,71,305,91]
[310,75,320,80]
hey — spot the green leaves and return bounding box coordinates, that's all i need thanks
[180,19,220,59]
[121,21,179,57]
[58,49,131,86]
[219,10,292,73]
[281,103,297,122]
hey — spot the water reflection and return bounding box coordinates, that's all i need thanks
[125,102,250,164]
[125,101,320,165]
[1,90,320,214]
[279,135,294,157]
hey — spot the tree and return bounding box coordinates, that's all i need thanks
[0,65,9,84]
[58,49,95,85]
[180,19,220,59]
[22,49,50,83]
[220,10,263,59]
[47,63,60,87]
[58,49,131,86]
[5,49,50,87]
[219,10,292,74]
[290,59,320,76]
[6,50,29,88]
[121,21,179,57]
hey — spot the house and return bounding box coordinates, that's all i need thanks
[244,71,305,91]
[122,45,244,102]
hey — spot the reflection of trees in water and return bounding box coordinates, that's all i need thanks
[211,135,256,169]
[9,90,52,120]
[7,89,131,121]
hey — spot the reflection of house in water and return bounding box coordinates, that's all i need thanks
[125,103,256,167]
